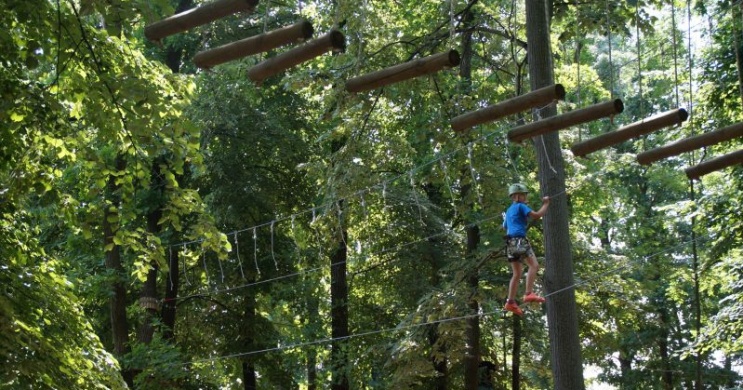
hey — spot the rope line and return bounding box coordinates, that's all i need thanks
[169,212,506,303]
[170,101,561,248]
[171,235,706,366]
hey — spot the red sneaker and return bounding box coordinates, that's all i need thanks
[504,301,523,316]
[523,292,545,303]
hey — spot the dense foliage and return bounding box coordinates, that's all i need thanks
[1,0,741,389]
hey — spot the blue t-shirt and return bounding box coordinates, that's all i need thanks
[503,202,532,238]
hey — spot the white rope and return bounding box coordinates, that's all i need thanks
[235,232,246,280]
[253,227,261,276]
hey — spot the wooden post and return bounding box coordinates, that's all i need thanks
[638,121,743,165]
[194,20,314,69]
[450,84,566,132]
[507,99,624,144]
[685,149,743,180]
[145,0,259,42]
[248,30,345,85]
[571,108,688,157]
[345,50,461,93]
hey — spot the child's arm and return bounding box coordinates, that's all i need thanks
[528,196,550,219]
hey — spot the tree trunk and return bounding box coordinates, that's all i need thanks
[525,1,585,389]
[157,0,194,346]
[307,293,319,390]
[242,361,257,390]
[164,0,195,73]
[511,315,521,390]
[733,3,743,108]
[104,155,134,387]
[138,162,164,344]
[422,184,449,389]
[428,324,448,390]
[458,6,481,390]
[330,201,349,390]
[307,347,318,390]
[658,308,673,390]
[242,293,257,390]
[162,247,179,341]
[464,225,481,390]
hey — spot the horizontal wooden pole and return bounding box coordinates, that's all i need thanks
[571,108,688,157]
[685,149,743,180]
[145,0,259,42]
[345,50,461,93]
[248,30,345,85]
[450,84,566,132]
[638,121,743,165]
[194,20,313,69]
[507,99,624,144]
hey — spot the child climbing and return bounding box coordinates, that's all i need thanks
[502,183,550,316]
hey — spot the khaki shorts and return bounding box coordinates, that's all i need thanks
[506,237,535,262]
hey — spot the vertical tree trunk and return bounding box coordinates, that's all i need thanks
[330,201,349,390]
[307,293,319,390]
[138,162,165,344]
[156,0,195,346]
[164,0,195,73]
[524,1,585,389]
[511,316,521,390]
[162,247,179,341]
[464,225,480,390]
[104,155,134,387]
[307,347,318,390]
[242,361,257,390]
[689,181,702,390]
[423,184,449,390]
[242,293,257,390]
[137,266,159,344]
[428,325,448,390]
[458,6,481,390]
[659,308,673,390]
[733,3,743,108]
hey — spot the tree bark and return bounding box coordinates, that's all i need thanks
[330,201,349,390]
[511,315,521,390]
[104,155,134,387]
[162,247,179,341]
[458,6,481,390]
[307,293,319,390]
[242,293,257,390]
[525,1,585,389]
[464,224,481,390]
[428,324,448,390]
[158,0,194,345]
[138,162,165,344]
[733,3,743,108]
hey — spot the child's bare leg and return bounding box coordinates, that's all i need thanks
[508,261,523,301]
[524,255,539,295]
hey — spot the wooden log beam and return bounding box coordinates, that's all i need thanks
[637,121,743,165]
[507,99,624,144]
[145,0,259,42]
[248,30,345,85]
[685,149,743,180]
[194,20,313,69]
[345,50,461,93]
[450,84,566,133]
[571,108,688,158]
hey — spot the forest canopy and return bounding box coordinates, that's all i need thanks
[1,0,742,389]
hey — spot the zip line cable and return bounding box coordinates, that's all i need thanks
[175,166,701,302]
[170,235,707,367]
[168,211,506,303]
[173,167,701,303]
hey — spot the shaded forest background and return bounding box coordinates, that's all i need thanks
[2,0,743,389]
